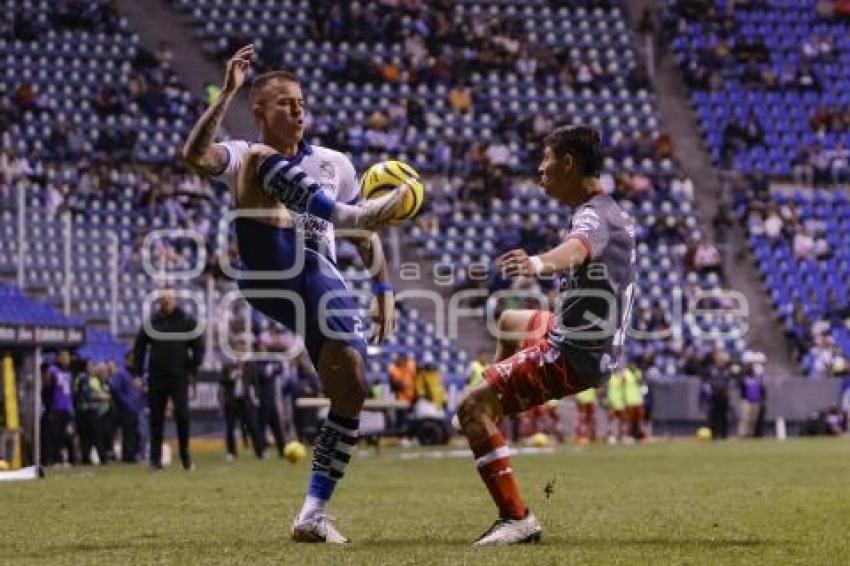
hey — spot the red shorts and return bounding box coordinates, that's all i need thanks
[624,405,644,424]
[484,310,589,416]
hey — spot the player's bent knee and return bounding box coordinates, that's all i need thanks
[457,387,493,430]
[456,397,476,432]
[497,309,519,332]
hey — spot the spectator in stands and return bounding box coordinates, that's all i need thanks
[816,0,836,19]
[45,182,67,219]
[671,169,695,200]
[12,82,42,112]
[449,83,473,114]
[94,85,125,116]
[388,353,416,406]
[762,204,784,244]
[42,350,77,466]
[807,144,833,185]
[721,115,763,167]
[825,291,850,326]
[688,237,724,280]
[12,9,39,40]
[793,225,815,261]
[132,290,204,471]
[828,143,850,184]
[712,203,735,244]
[784,300,811,361]
[796,63,820,91]
[109,353,145,463]
[836,0,850,20]
[652,131,675,160]
[813,229,831,261]
[809,331,839,378]
[792,145,816,187]
[802,35,835,62]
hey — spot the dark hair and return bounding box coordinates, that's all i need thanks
[250,70,301,102]
[544,124,604,177]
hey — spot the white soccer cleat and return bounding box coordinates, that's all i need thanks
[472,512,543,546]
[291,514,350,544]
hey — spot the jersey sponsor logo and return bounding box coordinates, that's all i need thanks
[571,208,601,233]
[299,215,330,244]
[318,160,336,182]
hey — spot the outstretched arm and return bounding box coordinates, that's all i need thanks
[498,205,608,277]
[243,145,409,231]
[179,44,253,176]
[498,238,589,278]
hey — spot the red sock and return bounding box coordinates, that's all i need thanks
[470,433,527,520]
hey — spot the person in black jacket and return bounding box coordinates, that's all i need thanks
[132,290,204,471]
[219,346,263,460]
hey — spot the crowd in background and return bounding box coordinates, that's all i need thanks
[664,0,850,181]
[1,0,204,166]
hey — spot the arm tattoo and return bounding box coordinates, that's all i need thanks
[182,93,232,169]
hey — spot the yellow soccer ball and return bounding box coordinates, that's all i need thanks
[529,432,552,448]
[284,441,307,464]
[0,459,8,471]
[696,427,712,442]
[360,160,425,222]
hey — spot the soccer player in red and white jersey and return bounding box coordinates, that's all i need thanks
[457,125,636,545]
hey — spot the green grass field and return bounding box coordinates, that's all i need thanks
[2,438,849,565]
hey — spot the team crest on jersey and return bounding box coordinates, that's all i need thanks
[572,208,600,232]
[318,160,336,181]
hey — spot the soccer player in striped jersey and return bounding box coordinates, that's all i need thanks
[181,45,407,543]
[457,125,636,545]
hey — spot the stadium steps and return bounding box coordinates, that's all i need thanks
[626,0,794,378]
[112,0,256,139]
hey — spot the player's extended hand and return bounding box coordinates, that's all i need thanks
[497,248,535,278]
[223,44,254,94]
[370,290,395,345]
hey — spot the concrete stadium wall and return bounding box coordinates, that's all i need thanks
[652,377,843,422]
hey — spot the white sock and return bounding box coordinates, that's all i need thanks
[329,201,361,229]
[297,495,327,523]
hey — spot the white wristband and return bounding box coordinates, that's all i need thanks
[529,255,544,275]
